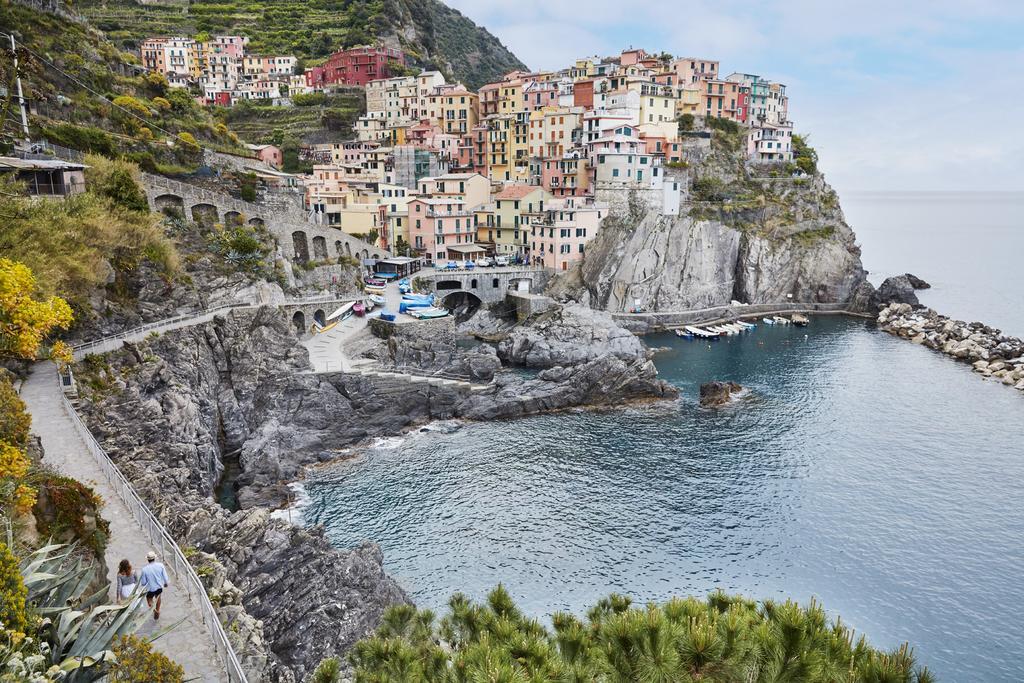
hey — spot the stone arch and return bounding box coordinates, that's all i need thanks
[191,203,218,224]
[335,240,343,256]
[372,253,380,260]
[492,277,500,289]
[441,291,483,322]
[361,249,369,260]
[248,217,265,227]
[435,280,462,291]
[344,242,352,257]
[153,193,184,216]
[291,311,305,335]
[224,210,242,225]
[292,231,310,262]
[312,235,328,261]
[313,309,326,326]
[470,278,478,289]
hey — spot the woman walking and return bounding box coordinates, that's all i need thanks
[115,559,139,604]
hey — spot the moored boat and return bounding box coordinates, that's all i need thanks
[762,317,776,325]
[364,277,386,287]
[368,294,387,306]
[772,316,790,325]
[408,306,450,319]
[791,313,809,326]
[674,328,695,338]
[353,301,365,317]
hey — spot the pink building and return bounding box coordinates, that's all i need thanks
[528,197,606,270]
[522,81,560,111]
[247,144,283,168]
[408,197,477,264]
[540,155,589,197]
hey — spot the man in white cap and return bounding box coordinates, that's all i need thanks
[138,550,169,620]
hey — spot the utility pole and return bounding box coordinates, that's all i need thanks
[9,33,30,141]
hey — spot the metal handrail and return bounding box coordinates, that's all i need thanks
[58,388,248,683]
[71,296,360,359]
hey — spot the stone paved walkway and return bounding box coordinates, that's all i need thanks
[21,365,228,683]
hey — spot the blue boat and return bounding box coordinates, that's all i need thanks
[399,300,433,313]
[380,310,396,321]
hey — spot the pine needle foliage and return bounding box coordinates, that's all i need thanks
[348,586,935,683]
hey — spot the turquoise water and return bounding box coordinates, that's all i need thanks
[303,316,1024,681]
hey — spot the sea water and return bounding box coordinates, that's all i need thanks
[301,194,1024,681]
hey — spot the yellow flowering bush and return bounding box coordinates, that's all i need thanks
[0,542,27,633]
[0,259,73,362]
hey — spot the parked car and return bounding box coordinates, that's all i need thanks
[443,261,459,270]
[495,255,509,267]
[475,258,491,268]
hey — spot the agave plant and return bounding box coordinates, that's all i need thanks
[20,543,107,617]
[19,542,149,682]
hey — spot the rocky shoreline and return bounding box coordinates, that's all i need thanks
[877,303,1024,391]
[71,301,676,680]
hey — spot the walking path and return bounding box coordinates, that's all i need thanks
[21,366,231,682]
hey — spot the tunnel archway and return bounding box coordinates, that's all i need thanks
[248,217,265,227]
[313,309,326,327]
[224,210,242,225]
[441,291,483,323]
[291,311,306,335]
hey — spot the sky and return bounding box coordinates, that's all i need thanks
[445,0,1024,193]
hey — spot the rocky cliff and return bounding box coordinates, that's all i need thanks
[552,133,870,314]
[73,303,675,679]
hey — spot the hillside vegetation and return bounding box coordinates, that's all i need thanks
[76,0,527,88]
[0,2,249,169]
[216,89,365,148]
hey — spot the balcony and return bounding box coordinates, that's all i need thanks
[426,209,474,218]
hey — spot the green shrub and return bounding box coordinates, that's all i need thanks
[677,113,695,132]
[83,155,149,213]
[311,657,341,683]
[793,134,819,175]
[40,123,118,156]
[110,635,185,682]
[691,176,728,202]
[350,586,934,683]
[292,92,327,107]
[706,116,741,134]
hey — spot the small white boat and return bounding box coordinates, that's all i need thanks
[791,313,809,326]
[327,302,356,322]
[685,325,719,339]
[762,317,776,325]
[772,316,790,325]
[736,320,756,329]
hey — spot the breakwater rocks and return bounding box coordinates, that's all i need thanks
[699,381,745,407]
[877,303,1024,391]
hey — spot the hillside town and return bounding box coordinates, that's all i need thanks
[138,39,795,269]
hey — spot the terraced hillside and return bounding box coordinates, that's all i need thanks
[0,1,249,170]
[77,0,527,88]
[216,90,366,150]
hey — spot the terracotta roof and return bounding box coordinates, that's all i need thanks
[494,184,541,200]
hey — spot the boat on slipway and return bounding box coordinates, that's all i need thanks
[684,326,721,340]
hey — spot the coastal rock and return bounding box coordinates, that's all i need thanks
[496,304,645,368]
[553,168,867,313]
[73,305,681,678]
[699,381,744,407]
[873,275,921,308]
[460,355,678,420]
[905,273,931,289]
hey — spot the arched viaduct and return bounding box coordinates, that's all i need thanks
[142,174,389,264]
